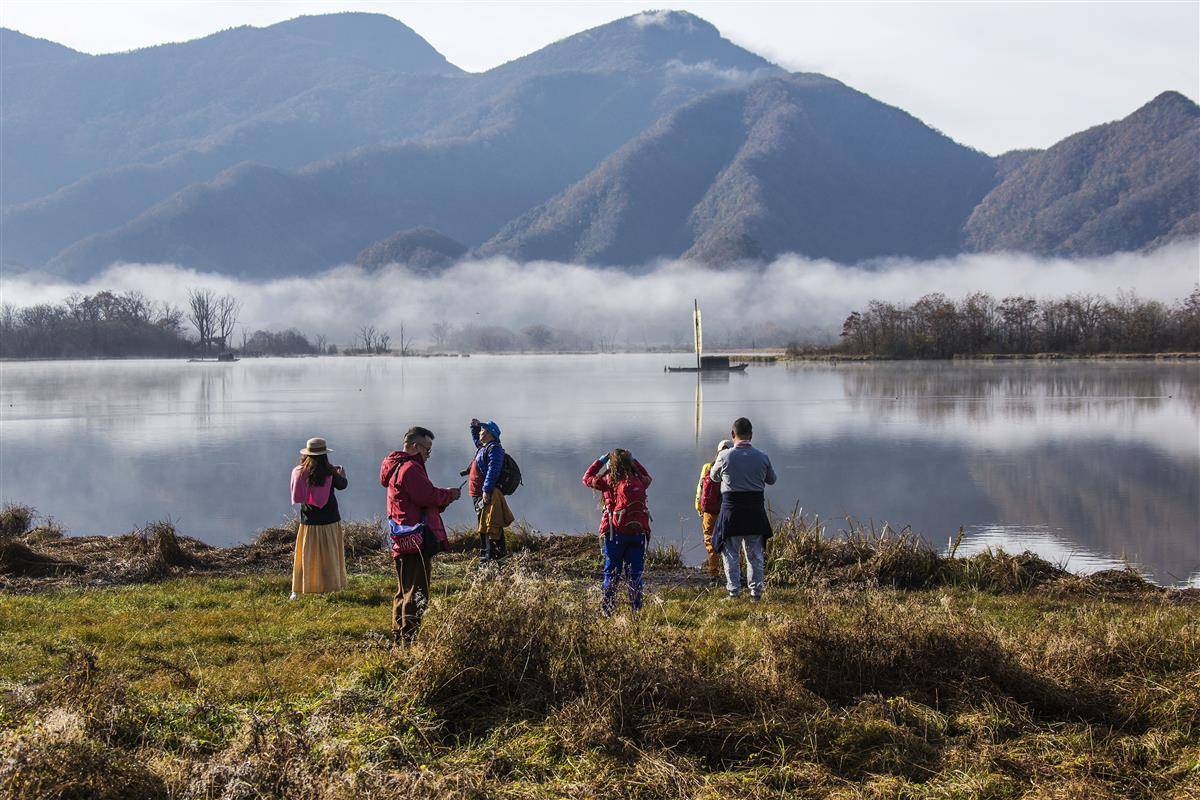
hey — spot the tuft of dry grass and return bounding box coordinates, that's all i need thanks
[0,504,35,543]
[119,521,205,581]
[0,711,168,800]
[761,511,1170,599]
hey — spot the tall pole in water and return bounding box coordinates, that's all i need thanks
[693,298,702,372]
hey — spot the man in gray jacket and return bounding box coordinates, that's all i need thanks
[709,417,776,601]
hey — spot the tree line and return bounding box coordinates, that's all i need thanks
[836,289,1200,358]
[0,290,190,359]
[6,287,1197,360]
[0,289,323,359]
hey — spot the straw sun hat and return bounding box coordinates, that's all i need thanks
[300,437,331,456]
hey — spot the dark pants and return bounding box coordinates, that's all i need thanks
[477,531,508,561]
[601,533,646,615]
[393,552,431,643]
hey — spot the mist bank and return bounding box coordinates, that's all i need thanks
[3,244,1197,348]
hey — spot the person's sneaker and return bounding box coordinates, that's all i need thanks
[749,594,762,603]
[724,592,740,601]
[289,592,299,601]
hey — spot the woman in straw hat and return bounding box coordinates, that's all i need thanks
[289,437,349,598]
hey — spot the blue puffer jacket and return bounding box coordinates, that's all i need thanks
[470,423,505,496]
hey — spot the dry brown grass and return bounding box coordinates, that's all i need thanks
[2,508,1197,797]
[2,566,1197,799]
[763,510,1186,601]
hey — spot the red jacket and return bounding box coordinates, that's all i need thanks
[699,470,722,515]
[582,458,652,535]
[379,450,455,545]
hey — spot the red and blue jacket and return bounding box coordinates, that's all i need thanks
[469,422,505,497]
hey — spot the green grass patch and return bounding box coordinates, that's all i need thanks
[1,556,1197,799]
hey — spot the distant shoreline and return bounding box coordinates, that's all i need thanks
[3,350,1199,365]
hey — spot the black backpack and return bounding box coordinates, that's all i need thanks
[465,444,523,496]
[496,448,522,496]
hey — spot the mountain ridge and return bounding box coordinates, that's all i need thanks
[477,74,998,265]
[3,12,1197,277]
[964,90,1200,255]
[2,9,781,270]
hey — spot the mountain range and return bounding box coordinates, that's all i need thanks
[1,10,1196,278]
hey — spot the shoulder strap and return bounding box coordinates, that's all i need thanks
[385,459,402,488]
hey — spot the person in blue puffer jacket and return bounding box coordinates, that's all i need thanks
[469,418,513,562]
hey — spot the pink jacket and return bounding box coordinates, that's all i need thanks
[290,466,333,508]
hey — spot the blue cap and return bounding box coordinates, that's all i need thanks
[482,420,502,439]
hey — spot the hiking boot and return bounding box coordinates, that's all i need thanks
[478,533,490,563]
[492,535,508,560]
[749,594,763,604]
[724,592,740,601]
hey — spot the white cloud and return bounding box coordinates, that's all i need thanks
[3,243,1196,346]
[664,59,775,87]
[631,10,680,30]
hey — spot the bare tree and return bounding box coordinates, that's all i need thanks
[596,326,621,353]
[522,324,553,350]
[397,321,412,356]
[215,294,241,351]
[431,320,451,350]
[378,331,391,353]
[187,288,216,352]
[357,325,378,353]
[313,333,327,354]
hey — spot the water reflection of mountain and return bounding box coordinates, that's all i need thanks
[966,441,1199,583]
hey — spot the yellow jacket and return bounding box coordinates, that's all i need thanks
[478,488,515,535]
[695,462,713,516]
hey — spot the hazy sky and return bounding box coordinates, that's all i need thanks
[2,1,1197,154]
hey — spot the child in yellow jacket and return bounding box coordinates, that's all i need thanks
[694,440,732,577]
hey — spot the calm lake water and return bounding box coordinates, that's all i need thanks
[1,355,1196,585]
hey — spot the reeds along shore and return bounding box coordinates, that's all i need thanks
[1,504,1198,799]
[0,502,1193,600]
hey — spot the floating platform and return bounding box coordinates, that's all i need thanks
[665,355,748,373]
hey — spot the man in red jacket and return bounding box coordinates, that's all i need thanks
[380,426,461,644]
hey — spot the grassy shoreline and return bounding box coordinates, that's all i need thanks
[2,510,1197,798]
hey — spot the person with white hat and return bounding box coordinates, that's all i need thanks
[695,439,733,579]
[289,437,348,598]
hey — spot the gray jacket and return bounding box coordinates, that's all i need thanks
[709,442,776,493]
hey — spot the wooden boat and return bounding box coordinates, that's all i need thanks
[188,352,239,363]
[665,301,749,372]
[665,359,749,373]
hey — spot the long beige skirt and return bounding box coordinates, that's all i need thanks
[291,521,348,594]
